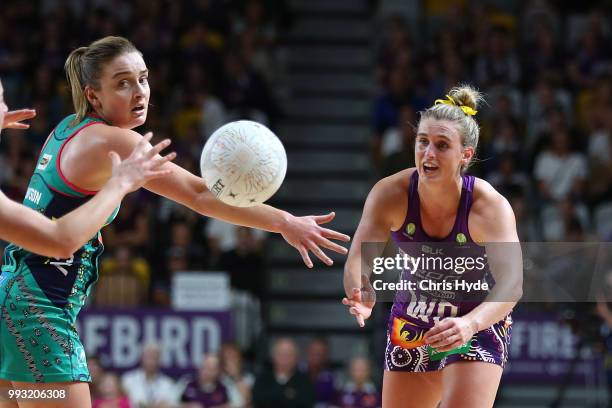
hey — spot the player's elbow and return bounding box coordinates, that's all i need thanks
[50,235,80,259]
[47,242,76,260]
[514,283,523,302]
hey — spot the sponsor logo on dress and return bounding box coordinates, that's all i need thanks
[25,188,42,205]
[37,154,52,170]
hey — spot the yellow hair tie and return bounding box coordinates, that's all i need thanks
[434,94,478,116]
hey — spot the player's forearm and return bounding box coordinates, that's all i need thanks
[0,183,126,259]
[147,164,294,233]
[463,301,517,332]
[53,178,130,254]
[343,253,363,297]
[192,188,292,233]
[465,269,522,332]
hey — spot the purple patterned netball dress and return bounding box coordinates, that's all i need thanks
[384,171,512,372]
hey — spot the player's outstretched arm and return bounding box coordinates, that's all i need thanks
[154,166,352,268]
[87,126,350,268]
[0,133,174,258]
[342,174,406,327]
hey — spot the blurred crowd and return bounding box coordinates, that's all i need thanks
[373,0,612,243]
[89,338,379,408]
[0,0,288,307]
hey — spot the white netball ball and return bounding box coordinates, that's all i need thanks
[200,120,287,207]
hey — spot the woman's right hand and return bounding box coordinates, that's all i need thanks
[108,132,176,193]
[342,274,376,327]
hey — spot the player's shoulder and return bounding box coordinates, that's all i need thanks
[79,120,142,151]
[369,168,414,204]
[470,177,516,240]
[373,168,415,194]
[365,168,415,229]
[471,177,513,220]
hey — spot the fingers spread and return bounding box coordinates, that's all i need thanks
[356,313,365,328]
[5,109,36,122]
[349,307,366,327]
[313,212,335,224]
[307,241,332,266]
[320,228,351,242]
[316,236,348,255]
[151,151,176,169]
[7,123,30,129]
[297,245,313,268]
[146,138,171,160]
[147,169,173,179]
[8,108,36,117]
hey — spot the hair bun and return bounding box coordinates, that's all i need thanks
[447,84,483,111]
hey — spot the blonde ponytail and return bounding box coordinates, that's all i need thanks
[64,47,89,125]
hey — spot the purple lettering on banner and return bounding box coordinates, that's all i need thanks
[502,313,603,385]
[76,308,232,378]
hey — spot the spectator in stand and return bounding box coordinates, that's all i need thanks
[525,79,572,148]
[371,67,425,169]
[221,52,278,125]
[521,22,565,88]
[540,198,591,242]
[587,102,612,206]
[253,338,315,408]
[96,246,150,307]
[217,226,265,297]
[508,190,540,242]
[1,149,36,201]
[486,153,530,199]
[181,353,235,408]
[375,15,413,83]
[576,75,612,135]
[151,246,191,308]
[302,338,337,408]
[103,192,152,255]
[165,220,208,269]
[380,104,416,177]
[122,343,179,408]
[93,372,132,408]
[567,22,610,91]
[534,129,588,203]
[88,355,107,402]
[475,26,520,88]
[337,357,380,408]
[205,219,266,268]
[220,343,254,408]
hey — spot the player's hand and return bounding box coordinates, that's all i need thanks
[424,317,477,352]
[342,275,376,327]
[280,212,350,268]
[108,132,176,193]
[2,109,36,129]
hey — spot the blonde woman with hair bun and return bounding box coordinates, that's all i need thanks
[343,85,523,407]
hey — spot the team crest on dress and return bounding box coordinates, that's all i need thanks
[37,154,52,170]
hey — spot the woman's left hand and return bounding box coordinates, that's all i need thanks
[2,109,36,129]
[424,317,478,352]
[280,212,350,268]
